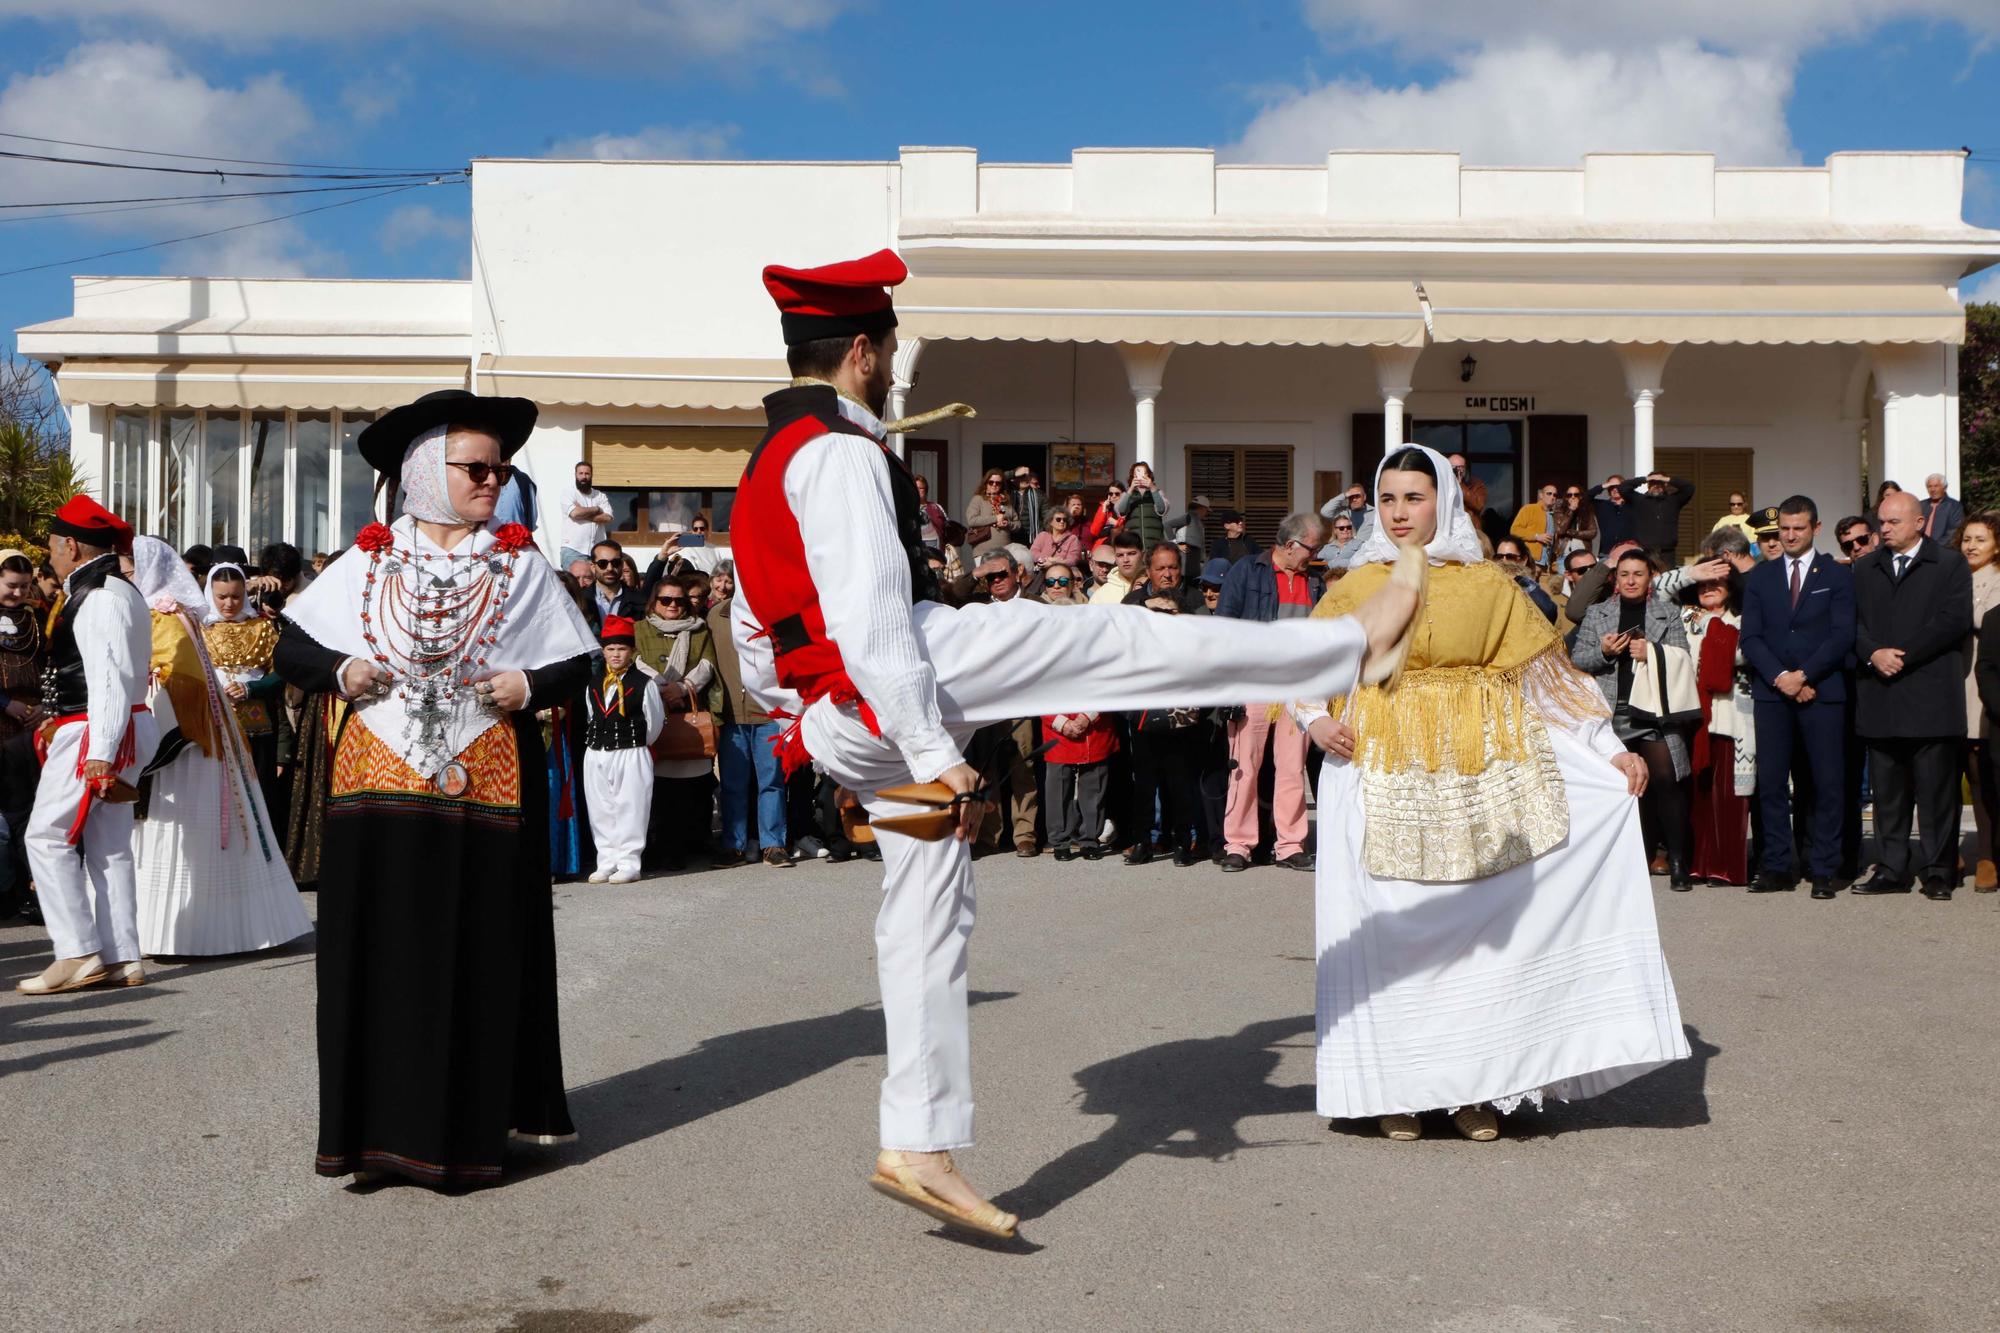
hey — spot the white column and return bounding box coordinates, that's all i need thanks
[1871,343,1956,492]
[886,336,926,460]
[1118,344,1176,462]
[1369,345,1423,451]
[1615,343,1675,477]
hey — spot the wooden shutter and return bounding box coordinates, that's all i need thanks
[1528,415,1587,492]
[1654,447,1755,553]
[1187,446,1294,547]
[585,425,760,487]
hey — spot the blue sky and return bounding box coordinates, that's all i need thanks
[3,0,1998,356]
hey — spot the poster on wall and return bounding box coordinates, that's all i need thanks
[1051,443,1116,488]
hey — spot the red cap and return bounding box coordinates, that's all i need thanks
[599,615,636,645]
[762,248,907,346]
[49,495,134,554]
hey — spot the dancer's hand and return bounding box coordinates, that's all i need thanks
[938,761,986,842]
[1307,716,1356,760]
[1611,752,1648,796]
[1348,566,1420,666]
[82,759,111,782]
[225,681,248,701]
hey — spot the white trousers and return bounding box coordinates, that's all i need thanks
[29,714,161,964]
[800,598,1367,1150]
[584,746,655,877]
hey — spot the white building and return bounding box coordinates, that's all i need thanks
[18,147,2000,557]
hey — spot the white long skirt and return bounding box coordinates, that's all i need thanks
[1314,723,1689,1119]
[136,744,310,958]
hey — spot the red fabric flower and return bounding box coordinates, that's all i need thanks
[355,522,394,553]
[492,523,532,553]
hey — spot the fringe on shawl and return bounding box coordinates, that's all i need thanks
[1336,643,1608,777]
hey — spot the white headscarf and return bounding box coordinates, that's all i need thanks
[205,562,256,623]
[1347,442,1487,567]
[398,423,463,525]
[129,535,207,615]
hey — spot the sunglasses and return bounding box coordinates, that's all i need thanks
[1045,576,1072,587]
[592,558,621,569]
[445,461,515,485]
[979,569,1012,584]
[1839,536,1870,552]
[1566,490,1582,498]
[656,593,690,605]
[1092,562,1113,572]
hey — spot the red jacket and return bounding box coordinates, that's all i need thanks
[1042,712,1119,765]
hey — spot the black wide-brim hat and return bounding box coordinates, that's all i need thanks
[357,389,537,476]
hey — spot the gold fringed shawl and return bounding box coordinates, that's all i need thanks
[1311,561,1609,882]
[150,612,223,759]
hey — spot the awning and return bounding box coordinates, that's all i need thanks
[1424,280,1965,345]
[895,276,1426,348]
[477,356,789,410]
[52,359,467,410]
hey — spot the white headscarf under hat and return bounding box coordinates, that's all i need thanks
[130,535,208,616]
[1347,442,1487,567]
[398,423,463,525]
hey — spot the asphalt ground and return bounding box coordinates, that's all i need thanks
[4,847,1998,1333]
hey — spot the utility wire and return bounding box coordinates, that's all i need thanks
[0,177,469,224]
[0,129,463,174]
[0,179,455,281]
[0,146,460,181]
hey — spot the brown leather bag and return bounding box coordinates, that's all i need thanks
[652,710,717,761]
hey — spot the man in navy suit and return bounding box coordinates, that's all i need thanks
[1739,495,1855,898]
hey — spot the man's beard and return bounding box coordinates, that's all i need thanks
[864,359,893,416]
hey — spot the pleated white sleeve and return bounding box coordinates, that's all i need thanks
[786,432,963,783]
[1527,663,1626,763]
[77,583,148,763]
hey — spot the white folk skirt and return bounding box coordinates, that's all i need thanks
[136,743,309,958]
[1314,721,1689,1119]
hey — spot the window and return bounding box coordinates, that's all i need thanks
[1186,446,1293,548]
[110,410,148,526]
[337,414,376,543]
[205,412,241,546]
[293,412,332,555]
[161,412,196,547]
[247,411,286,552]
[600,487,735,544]
[1655,447,1755,552]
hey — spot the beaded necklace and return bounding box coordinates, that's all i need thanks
[357,534,519,789]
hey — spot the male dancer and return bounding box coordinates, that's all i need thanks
[16,496,158,994]
[731,249,1417,1237]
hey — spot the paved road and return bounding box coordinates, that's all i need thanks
[4,852,1998,1333]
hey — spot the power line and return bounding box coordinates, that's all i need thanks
[0,177,469,224]
[0,128,464,174]
[0,146,460,181]
[0,179,456,281]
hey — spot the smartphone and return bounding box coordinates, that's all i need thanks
[678,533,707,548]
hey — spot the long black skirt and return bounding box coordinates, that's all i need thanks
[314,710,571,1188]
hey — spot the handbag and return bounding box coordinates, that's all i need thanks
[652,710,717,761]
[1627,641,1704,729]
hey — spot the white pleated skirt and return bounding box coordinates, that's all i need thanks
[136,746,311,958]
[1314,725,1689,1119]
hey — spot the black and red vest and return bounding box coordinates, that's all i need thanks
[731,385,936,769]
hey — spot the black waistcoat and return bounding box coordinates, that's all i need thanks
[748,384,938,605]
[42,554,127,716]
[585,677,651,751]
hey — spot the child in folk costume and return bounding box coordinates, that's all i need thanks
[583,616,664,883]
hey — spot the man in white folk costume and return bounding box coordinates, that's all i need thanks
[16,496,160,994]
[729,249,1421,1237]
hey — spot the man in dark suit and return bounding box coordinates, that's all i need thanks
[1851,490,1974,899]
[1919,473,1965,546]
[1739,495,1855,898]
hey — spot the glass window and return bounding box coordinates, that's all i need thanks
[599,487,734,542]
[110,410,148,525]
[337,413,376,543]
[161,412,196,547]
[293,412,332,556]
[205,411,241,545]
[247,411,286,554]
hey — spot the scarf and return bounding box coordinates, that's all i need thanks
[205,562,257,623]
[1348,443,1488,568]
[398,424,463,525]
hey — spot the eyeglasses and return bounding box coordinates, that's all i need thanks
[1566,490,1582,498]
[592,558,621,569]
[985,480,1003,489]
[1045,576,1072,587]
[691,525,708,533]
[1497,552,1524,563]
[445,461,516,486]
[1729,500,1746,509]
[656,595,690,607]
[1838,536,1871,552]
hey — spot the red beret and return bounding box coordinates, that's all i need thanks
[762,248,907,346]
[600,615,636,645]
[49,495,134,554]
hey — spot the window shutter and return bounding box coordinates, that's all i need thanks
[586,425,761,488]
[1242,449,1292,548]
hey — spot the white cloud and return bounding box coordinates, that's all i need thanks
[376,201,467,252]
[0,0,859,67]
[544,123,740,161]
[339,66,409,127]
[1234,1,2000,166]
[1232,40,1795,166]
[1964,267,2000,305]
[0,40,334,274]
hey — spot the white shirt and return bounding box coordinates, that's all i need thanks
[561,486,613,554]
[1785,550,1817,591]
[732,394,963,783]
[1891,538,1923,579]
[66,559,150,762]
